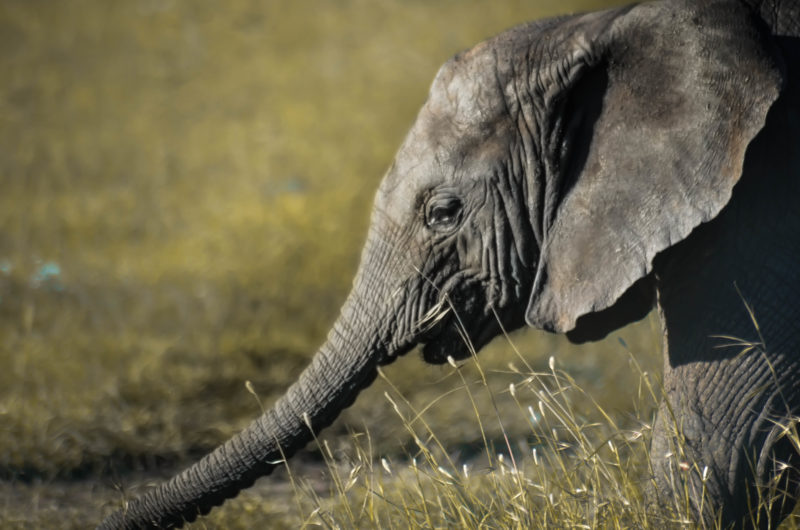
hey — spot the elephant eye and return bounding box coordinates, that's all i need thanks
[425,196,463,231]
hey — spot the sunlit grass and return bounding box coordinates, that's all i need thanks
[196,336,662,528]
[196,335,800,529]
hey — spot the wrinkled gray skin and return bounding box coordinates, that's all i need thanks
[100,0,800,528]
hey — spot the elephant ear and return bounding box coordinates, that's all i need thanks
[525,0,784,334]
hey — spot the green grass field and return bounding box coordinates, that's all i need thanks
[5,0,794,527]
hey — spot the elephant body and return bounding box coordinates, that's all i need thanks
[100,0,800,528]
[651,74,800,525]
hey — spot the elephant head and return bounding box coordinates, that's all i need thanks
[101,0,798,527]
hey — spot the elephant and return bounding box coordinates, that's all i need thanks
[99,0,800,528]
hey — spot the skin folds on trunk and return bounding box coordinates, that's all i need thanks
[98,313,381,530]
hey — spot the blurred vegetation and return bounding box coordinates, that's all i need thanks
[0,0,673,526]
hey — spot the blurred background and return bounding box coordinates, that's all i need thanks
[0,0,657,526]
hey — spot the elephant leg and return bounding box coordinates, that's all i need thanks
[649,244,800,528]
[650,354,800,528]
[649,208,800,524]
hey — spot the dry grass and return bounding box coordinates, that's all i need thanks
[197,332,800,529]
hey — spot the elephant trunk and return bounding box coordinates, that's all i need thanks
[98,298,384,530]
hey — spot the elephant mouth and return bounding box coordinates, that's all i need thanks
[419,313,499,365]
[415,273,512,365]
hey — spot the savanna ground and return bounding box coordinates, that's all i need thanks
[2,1,795,528]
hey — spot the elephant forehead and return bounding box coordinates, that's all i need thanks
[378,113,472,196]
[380,118,504,197]
[426,49,507,129]
[377,151,439,208]
[423,14,580,124]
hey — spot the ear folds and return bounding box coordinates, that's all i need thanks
[525,0,783,333]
